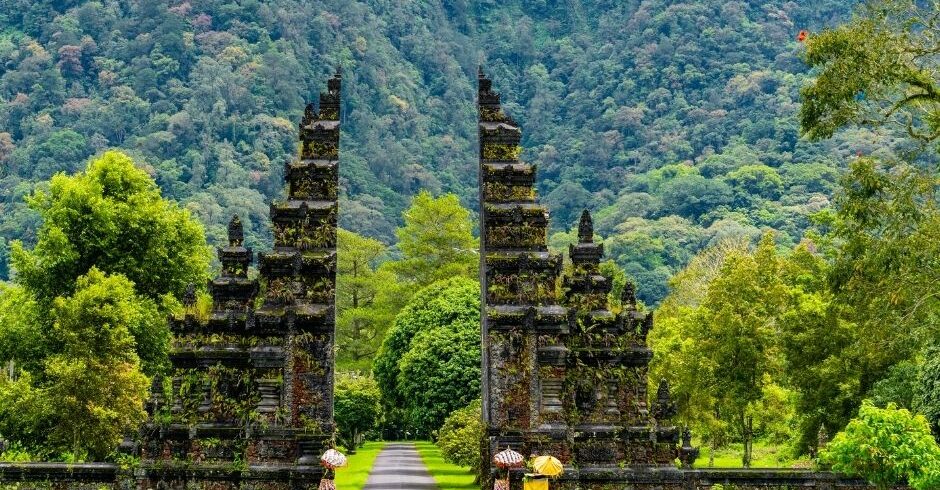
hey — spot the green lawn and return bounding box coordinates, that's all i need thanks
[336,439,801,489]
[334,441,387,490]
[414,441,478,490]
[694,442,812,469]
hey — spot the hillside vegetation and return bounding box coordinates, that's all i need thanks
[0,0,864,303]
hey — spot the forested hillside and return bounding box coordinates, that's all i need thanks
[0,0,867,303]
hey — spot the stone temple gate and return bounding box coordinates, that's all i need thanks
[478,67,690,488]
[0,71,882,489]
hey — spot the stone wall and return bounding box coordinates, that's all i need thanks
[0,463,125,489]
[0,463,895,489]
[498,468,887,490]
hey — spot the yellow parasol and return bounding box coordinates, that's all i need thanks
[531,455,564,477]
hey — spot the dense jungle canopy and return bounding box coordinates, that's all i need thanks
[5,1,940,476]
[0,0,876,305]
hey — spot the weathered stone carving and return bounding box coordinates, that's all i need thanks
[480,70,680,489]
[137,70,342,489]
[0,67,898,490]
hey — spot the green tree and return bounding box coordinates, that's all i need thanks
[658,173,733,220]
[0,269,150,460]
[389,191,477,288]
[824,158,939,364]
[724,164,783,202]
[336,229,405,372]
[800,0,940,148]
[798,0,940,457]
[373,277,480,436]
[9,150,211,373]
[822,401,940,490]
[11,150,210,302]
[436,399,484,481]
[397,316,481,436]
[334,373,383,453]
[651,234,791,466]
[777,262,862,454]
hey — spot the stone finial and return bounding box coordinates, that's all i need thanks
[328,69,342,92]
[622,282,637,311]
[640,314,653,341]
[679,427,699,469]
[478,65,485,78]
[182,283,196,307]
[577,209,593,244]
[301,103,316,127]
[652,378,677,420]
[657,378,670,403]
[228,215,244,247]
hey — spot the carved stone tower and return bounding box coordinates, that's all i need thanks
[478,70,681,489]
[138,71,341,489]
[478,66,568,486]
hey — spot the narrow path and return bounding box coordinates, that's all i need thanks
[362,442,439,490]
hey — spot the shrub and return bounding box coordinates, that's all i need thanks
[437,399,483,480]
[821,401,940,490]
[334,373,382,453]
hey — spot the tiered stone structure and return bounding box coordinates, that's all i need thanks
[479,69,684,489]
[136,70,342,489]
[562,210,684,472]
[0,67,894,490]
[477,67,564,486]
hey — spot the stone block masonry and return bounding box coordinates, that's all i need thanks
[475,67,899,490]
[0,68,904,490]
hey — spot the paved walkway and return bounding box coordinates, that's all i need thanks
[362,442,438,489]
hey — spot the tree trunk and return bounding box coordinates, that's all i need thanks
[709,438,716,467]
[742,415,753,468]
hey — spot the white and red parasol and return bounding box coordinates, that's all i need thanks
[320,448,348,469]
[493,447,524,469]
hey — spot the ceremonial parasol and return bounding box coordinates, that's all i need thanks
[531,455,564,477]
[494,447,525,468]
[320,448,348,469]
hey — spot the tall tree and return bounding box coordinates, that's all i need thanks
[0,150,211,460]
[334,373,383,453]
[651,234,792,466]
[11,150,211,303]
[389,191,477,289]
[798,0,940,450]
[0,269,149,460]
[336,229,405,372]
[372,277,480,436]
[8,150,211,374]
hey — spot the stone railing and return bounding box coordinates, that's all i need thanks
[0,462,125,489]
[0,462,912,489]
[496,466,903,490]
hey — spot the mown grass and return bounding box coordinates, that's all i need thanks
[694,442,812,469]
[334,441,387,490]
[414,440,478,489]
